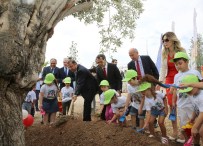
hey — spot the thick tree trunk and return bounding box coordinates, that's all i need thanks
[0,0,92,145]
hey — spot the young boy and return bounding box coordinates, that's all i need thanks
[22,85,36,115]
[104,89,126,125]
[171,52,203,143]
[179,74,203,146]
[61,77,74,115]
[122,69,146,130]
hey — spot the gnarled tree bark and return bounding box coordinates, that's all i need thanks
[0,0,92,145]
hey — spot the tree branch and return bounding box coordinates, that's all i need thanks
[53,1,93,27]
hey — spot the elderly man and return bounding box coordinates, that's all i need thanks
[128,48,159,128]
[42,58,60,81]
[128,48,159,80]
[68,59,98,121]
[58,57,75,90]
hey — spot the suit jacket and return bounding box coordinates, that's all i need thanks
[96,63,122,92]
[128,55,159,80]
[42,66,60,80]
[58,67,75,89]
[74,64,98,96]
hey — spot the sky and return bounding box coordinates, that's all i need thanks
[46,0,203,69]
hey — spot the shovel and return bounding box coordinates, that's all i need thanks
[169,108,176,121]
[136,128,145,133]
[68,100,74,116]
[119,107,130,122]
[159,83,180,88]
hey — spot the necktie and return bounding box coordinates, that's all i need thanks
[103,67,107,77]
[64,67,67,75]
[136,60,141,80]
[51,68,54,73]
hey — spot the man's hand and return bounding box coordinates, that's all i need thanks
[72,95,77,102]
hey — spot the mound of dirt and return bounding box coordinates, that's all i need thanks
[25,115,182,146]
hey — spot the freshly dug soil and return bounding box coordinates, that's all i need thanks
[25,115,182,146]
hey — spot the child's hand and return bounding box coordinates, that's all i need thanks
[95,112,101,117]
[179,83,189,88]
[138,109,143,115]
[155,85,161,91]
[164,108,168,116]
[191,127,198,137]
[107,120,112,124]
[189,118,195,124]
[39,103,42,110]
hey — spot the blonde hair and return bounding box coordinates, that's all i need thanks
[162,32,185,58]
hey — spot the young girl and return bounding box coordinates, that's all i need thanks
[179,75,203,146]
[98,80,119,122]
[104,89,126,125]
[61,77,74,115]
[39,73,59,125]
[123,69,146,130]
[137,82,168,144]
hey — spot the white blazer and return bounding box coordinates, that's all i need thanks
[159,56,179,82]
[159,57,168,82]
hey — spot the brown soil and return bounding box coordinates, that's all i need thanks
[25,93,183,146]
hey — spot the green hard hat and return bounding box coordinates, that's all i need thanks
[44,73,55,84]
[104,89,115,105]
[64,77,71,83]
[122,70,138,82]
[100,80,109,86]
[170,52,189,62]
[179,75,199,93]
[136,82,151,92]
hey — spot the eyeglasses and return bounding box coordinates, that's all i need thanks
[162,39,169,43]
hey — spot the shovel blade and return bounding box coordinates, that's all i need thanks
[169,114,176,121]
[119,116,126,122]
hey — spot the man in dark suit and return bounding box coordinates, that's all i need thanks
[42,58,60,82]
[96,54,122,120]
[68,59,98,121]
[128,48,159,128]
[58,58,75,90]
[128,48,159,80]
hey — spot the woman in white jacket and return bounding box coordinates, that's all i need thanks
[158,32,185,140]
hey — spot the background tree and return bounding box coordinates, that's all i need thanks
[74,0,143,54]
[68,41,79,62]
[189,34,203,72]
[0,0,143,145]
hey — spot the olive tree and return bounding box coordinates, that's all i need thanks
[0,0,143,145]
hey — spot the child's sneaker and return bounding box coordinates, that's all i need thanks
[176,138,185,143]
[168,135,177,140]
[161,137,168,145]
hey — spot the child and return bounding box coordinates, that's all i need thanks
[104,89,126,125]
[22,85,36,115]
[98,80,119,122]
[179,75,203,146]
[39,73,59,125]
[61,77,74,115]
[137,82,168,144]
[170,52,203,143]
[122,70,146,130]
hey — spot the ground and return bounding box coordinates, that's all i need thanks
[25,92,183,146]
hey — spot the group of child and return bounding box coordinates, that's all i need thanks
[22,73,74,125]
[98,52,203,145]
